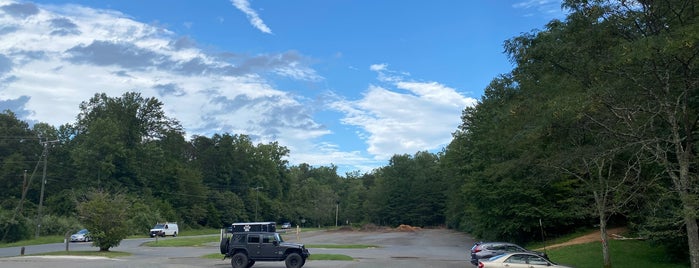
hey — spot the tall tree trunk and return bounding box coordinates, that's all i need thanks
[683,201,699,268]
[595,190,612,268]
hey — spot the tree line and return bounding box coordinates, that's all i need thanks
[0,0,696,266]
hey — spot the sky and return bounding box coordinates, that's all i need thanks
[0,0,567,174]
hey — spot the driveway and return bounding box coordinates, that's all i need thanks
[0,228,474,268]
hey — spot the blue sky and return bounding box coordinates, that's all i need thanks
[0,0,567,174]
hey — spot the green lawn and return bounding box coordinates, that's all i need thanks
[0,236,65,248]
[547,240,689,268]
[29,250,131,258]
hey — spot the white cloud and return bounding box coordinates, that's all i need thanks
[0,0,333,167]
[330,65,477,160]
[369,63,387,71]
[230,0,272,34]
[513,0,567,17]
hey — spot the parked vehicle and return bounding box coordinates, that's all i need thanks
[470,242,547,265]
[220,222,310,268]
[70,229,91,242]
[281,222,292,229]
[477,252,572,268]
[149,222,179,237]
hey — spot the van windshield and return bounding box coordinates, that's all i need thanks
[153,224,164,229]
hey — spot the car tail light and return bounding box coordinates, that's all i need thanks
[472,245,482,253]
[478,261,484,268]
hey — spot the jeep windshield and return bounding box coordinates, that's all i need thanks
[275,233,284,242]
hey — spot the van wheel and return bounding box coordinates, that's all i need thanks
[231,253,249,268]
[285,253,302,268]
[173,232,177,237]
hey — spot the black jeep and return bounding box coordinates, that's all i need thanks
[220,222,310,268]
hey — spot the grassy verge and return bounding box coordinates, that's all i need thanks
[547,240,689,268]
[0,236,65,248]
[29,250,131,258]
[305,244,377,249]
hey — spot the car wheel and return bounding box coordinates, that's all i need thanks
[231,252,249,268]
[219,238,230,254]
[285,253,303,268]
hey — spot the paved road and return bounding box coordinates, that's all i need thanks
[0,228,475,268]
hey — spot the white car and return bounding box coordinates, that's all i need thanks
[70,229,91,242]
[477,252,572,268]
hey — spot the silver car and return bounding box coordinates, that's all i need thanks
[70,229,91,242]
[477,252,572,268]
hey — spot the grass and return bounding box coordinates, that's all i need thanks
[29,250,131,258]
[305,244,377,249]
[547,240,689,268]
[0,235,65,248]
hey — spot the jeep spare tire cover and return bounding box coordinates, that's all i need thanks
[219,237,229,254]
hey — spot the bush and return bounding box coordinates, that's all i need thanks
[0,210,32,243]
[38,214,82,236]
[77,190,131,251]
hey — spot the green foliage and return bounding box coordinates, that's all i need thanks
[127,200,163,235]
[0,210,31,243]
[77,190,131,251]
[366,152,446,227]
[37,214,81,237]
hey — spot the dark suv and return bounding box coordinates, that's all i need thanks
[220,222,310,268]
[470,242,547,265]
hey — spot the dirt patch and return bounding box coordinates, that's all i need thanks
[396,224,421,232]
[542,227,628,250]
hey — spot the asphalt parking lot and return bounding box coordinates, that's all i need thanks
[0,228,475,268]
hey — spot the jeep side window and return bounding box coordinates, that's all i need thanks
[248,234,260,243]
[262,234,275,243]
[232,234,246,243]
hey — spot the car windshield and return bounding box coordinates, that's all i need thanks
[77,229,88,234]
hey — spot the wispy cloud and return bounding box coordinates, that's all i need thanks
[513,0,566,17]
[330,65,477,160]
[230,0,272,34]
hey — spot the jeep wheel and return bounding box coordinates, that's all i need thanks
[285,253,303,268]
[231,253,249,268]
[219,238,229,254]
[246,260,255,268]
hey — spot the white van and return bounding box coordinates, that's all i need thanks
[149,222,179,237]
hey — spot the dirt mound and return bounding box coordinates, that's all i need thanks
[396,224,421,232]
[541,227,629,250]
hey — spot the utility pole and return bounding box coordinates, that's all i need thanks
[253,187,263,222]
[335,201,339,227]
[36,139,58,238]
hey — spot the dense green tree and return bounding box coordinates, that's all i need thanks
[367,152,446,227]
[77,190,131,251]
